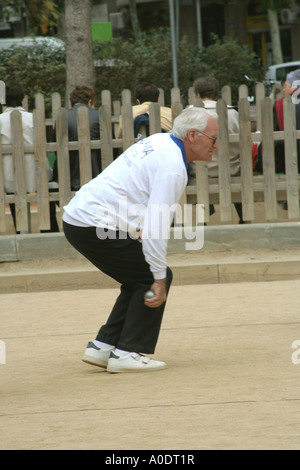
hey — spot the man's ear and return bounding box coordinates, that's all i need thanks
[187,128,197,143]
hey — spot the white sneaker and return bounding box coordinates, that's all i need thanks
[107,351,166,373]
[82,341,115,368]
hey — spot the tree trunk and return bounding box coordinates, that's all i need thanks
[129,0,140,38]
[64,0,95,108]
[267,8,283,64]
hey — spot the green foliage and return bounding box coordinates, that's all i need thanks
[0,29,265,115]
[197,35,265,104]
[93,28,176,103]
[0,40,66,113]
[94,30,264,106]
[257,0,290,13]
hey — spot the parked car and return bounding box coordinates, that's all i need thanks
[264,61,300,85]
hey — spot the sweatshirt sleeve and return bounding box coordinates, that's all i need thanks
[141,172,186,279]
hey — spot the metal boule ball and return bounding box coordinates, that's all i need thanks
[144,290,155,299]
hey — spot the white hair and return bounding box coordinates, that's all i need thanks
[171,107,210,140]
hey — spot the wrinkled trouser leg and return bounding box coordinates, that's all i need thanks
[63,221,172,354]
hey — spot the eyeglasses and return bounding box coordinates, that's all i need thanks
[196,131,218,145]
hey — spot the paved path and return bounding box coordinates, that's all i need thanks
[1,280,300,450]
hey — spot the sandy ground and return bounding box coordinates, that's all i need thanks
[1,198,300,450]
[1,281,300,450]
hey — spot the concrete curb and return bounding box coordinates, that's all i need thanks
[1,254,300,294]
[1,222,300,262]
[1,221,300,293]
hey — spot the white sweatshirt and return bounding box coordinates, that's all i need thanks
[63,133,188,279]
[0,107,52,193]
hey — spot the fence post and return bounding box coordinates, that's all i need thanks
[55,108,71,222]
[261,97,277,221]
[33,108,51,230]
[255,83,265,132]
[171,85,182,121]
[272,83,283,101]
[171,101,183,122]
[217,99,233,222]
[112,100,121,139]
[10,110,30,232]
[121,103,134,151]
[171,87,180,106]
[239,84,248,101]
[101,89,111,110]
[77,106,92,186]
[238,98,255,221]
[284,96,300,219]
[188,86,196,106]
[51,92,61,128]
[0,80,5,105]
[99,105,113,170]
[149,102,161,135]
[22,95,28,111]
[222,85,232,107]
[195,161,209,223]
[0,120,6,232]
[35,92,45,117]
[121,90,134,150]
[122,89,132,105]
[113,100,121,117]
[158,88,165,106]
[0,80,5,230]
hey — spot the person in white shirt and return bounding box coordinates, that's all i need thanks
[192,76,244,223]
[63,107,218,373]
[193,76,240,177]
[0,81,58,232]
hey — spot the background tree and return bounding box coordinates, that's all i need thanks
[64,0,95,108]
[0,0,62,34]
[258,0,290,64]
[129,0,140,38]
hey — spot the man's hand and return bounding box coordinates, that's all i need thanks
[144,278,167,308]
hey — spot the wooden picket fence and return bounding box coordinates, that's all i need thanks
[0,83,299,234]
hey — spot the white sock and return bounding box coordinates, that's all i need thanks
[115,348,131,357]
[93,340,114,350]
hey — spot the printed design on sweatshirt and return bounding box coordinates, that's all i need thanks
[123,137,155,167]
[139,137,154,159]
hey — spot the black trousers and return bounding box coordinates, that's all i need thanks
[63,221,173,354]
[9,200,59,233]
